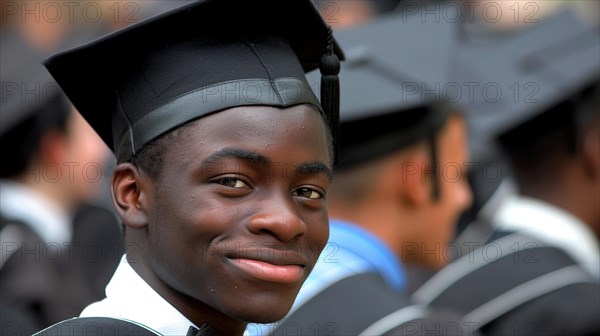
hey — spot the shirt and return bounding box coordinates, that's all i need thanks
[80,254,198,336]
[0,180,72,244]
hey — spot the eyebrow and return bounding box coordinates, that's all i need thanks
[202,148,271,166]
[296,162,333,182]
[201,148,333,181]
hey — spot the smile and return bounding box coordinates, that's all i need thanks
[229,258,304,284]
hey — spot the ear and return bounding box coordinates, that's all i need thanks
[111,163,150,230]
[392,151,430,207]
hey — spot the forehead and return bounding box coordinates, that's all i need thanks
[161,104,330,166]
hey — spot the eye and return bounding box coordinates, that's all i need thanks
[217,177,249,189]
[293,187,323,200]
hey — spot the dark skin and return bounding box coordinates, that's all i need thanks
[111,105,333,335]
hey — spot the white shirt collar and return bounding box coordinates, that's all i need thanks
[494,195,600,279]
[80,254,197,336]
[0,180,72,244]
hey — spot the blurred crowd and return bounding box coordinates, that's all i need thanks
[1,1,599,335]
[0,1,193,333]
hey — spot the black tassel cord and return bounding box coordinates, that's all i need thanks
[319,26,341,166]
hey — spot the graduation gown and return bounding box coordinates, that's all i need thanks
[0,215,88,335]
[271,272,478,336]
[413,225,600,336]
[0,183,123,335]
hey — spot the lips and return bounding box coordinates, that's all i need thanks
[226,249,308,284]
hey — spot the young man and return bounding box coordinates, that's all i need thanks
[412,8,600,336]
[34,0,344,335]
[249,8,474,336]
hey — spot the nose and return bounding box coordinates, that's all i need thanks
[246,193,308,242]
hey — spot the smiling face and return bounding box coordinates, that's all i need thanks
[119,104,332,327]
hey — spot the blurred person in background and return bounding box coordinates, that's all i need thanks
[411,7,600,336]
[0,3,124,335]
[248,7,476,336]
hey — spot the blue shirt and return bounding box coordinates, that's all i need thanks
[245,219,406,336]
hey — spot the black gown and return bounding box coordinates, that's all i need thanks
[0,204,124,335]
[412,228,600,336]
[271,272,481,336]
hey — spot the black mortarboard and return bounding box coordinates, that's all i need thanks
[44,0,344,163]
[454,8,600,159]
[307,6,459,169]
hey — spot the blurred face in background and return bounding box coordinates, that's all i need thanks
[403,115,473,268]
[63,110,111,206]
[318,0,376,30]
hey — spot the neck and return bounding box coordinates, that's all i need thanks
[125,241,247,336]
[329,196,403,258]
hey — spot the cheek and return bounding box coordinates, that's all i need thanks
[429,208,453,244]
[428,181,462,244]
[438,150,472,219]
[147,193,245,297]
[305,212,330,262]
[150,191,240,250]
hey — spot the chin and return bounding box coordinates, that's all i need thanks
[235,305,292,324]
[244,311,289,324]
[229,292,296,324]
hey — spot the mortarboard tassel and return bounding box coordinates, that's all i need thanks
[319,26,341,166]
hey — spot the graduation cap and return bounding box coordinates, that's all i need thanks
[44,0,344,163]
[306,6,459,172]
[454,8,600,159]
[0,34,69,138]
[0,33,72,177]
[1,14,117,140]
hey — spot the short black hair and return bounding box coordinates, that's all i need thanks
[127,120,193,181]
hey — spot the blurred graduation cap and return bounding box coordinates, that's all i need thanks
[44,0,344,163]
[1,14,114,140]
[454,8,600,159]
[307,6,459,174]
[0,35,69,138]
[0,34,72,177]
